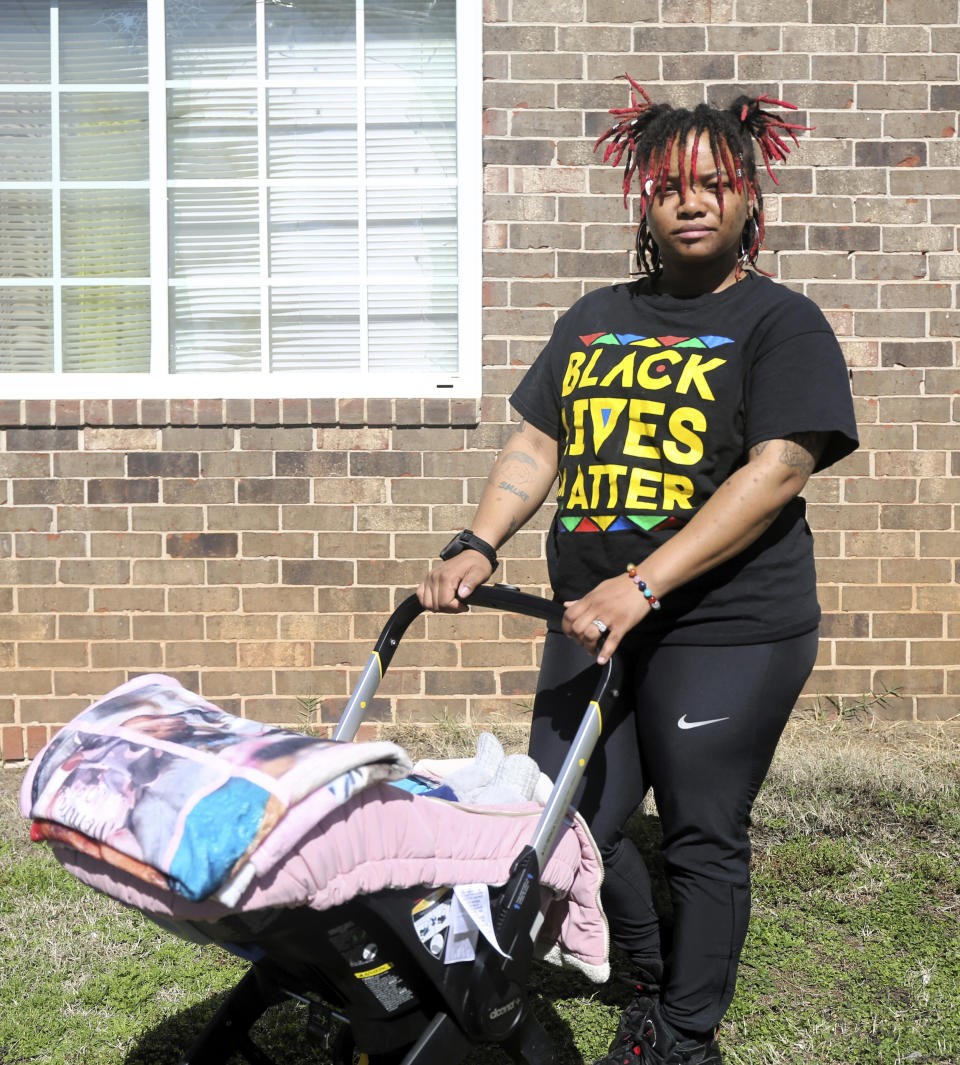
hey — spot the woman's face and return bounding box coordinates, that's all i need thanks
[643,130,752,275]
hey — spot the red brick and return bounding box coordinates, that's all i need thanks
[1,726,24,762]
[161,427,235,451]
[130,559,205,585]
[7,428,79,451]
[225,399,253,425]
[170,399,199,426]
[128,452,200,477]
[58,614,129,640]
[165,642,238,668]
[167,533,238,558]
[141,400,168,425]
[208,505,279,531]
[238,479,310,504]
[26,725,49,758]
[134,615,205,640]
[276,450,348,476]
[168,586,239,613]
[89,532,163,558]
[282,560,356,586]
[243,532,315,558]
[0,402,22,426]
[206,559,278,585]
[92,642,164,669]
[916,696,960,722]
[310,398,338,425]
[197,399,225,425]
[88,479,158,504]
[14,480,85,506]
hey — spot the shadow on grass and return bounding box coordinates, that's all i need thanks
[122,982,583,1065]
[118,856,669,1065]
[120,968,612,1065]
[121,990,229,1065]
[121,986,325,1065]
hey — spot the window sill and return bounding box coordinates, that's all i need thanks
[0,397,480,431]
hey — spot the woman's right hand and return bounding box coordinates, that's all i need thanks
[417,551,496,612]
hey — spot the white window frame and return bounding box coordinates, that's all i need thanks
[1,0,482,400]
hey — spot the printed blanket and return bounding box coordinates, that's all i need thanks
[21,674,412,900]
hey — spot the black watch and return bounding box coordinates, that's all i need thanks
[439,529,498,570]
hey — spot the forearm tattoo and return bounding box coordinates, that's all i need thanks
[498,480,530,501]
[495,450,538,502]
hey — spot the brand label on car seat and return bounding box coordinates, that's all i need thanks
[411,887,453,961]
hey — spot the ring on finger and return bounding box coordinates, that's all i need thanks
[591,619,608,634]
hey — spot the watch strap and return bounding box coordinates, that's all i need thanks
[439,529,498,569]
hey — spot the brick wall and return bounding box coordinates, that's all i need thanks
[2,1,959,761]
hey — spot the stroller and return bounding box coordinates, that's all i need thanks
[25,586,622,1065]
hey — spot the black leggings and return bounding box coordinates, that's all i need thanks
[529,628,819,1034]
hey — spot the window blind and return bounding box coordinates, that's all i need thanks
[0,0,477,396]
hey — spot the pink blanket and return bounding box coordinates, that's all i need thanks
[53,784,610,981]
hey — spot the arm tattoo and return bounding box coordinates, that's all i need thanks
[495,449,539,486]
[493,444,539,505]
[498,480,530,502]
[750,432,827,476]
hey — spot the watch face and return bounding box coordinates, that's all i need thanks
[440,533,466,559]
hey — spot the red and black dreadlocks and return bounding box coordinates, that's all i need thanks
[594,75,812,277]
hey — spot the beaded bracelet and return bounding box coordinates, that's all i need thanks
[626,563,662,610]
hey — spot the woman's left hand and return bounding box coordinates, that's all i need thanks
[563,574,651,664]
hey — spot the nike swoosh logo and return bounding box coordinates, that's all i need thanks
[677,714,730,730]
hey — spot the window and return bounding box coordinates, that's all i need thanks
[0,0,481,399]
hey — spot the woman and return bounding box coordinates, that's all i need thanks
[418,79,858,1065]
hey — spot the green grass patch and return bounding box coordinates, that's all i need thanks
[2,717,958,1064]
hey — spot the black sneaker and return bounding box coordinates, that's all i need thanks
[590,980,659,1065]
[592,999,723,1065]
[633,1005,723,1065]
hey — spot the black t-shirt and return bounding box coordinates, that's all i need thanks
[510,273,859,645]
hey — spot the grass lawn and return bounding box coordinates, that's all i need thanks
[2,713,958,1065]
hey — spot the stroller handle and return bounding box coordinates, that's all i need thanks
[333,583,623,872]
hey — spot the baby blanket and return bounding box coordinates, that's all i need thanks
[21,674,412,901]
[54,783,610,982]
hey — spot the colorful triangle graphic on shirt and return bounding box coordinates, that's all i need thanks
[559,514,687,533]
[627,514,668,531]
[579,332,733,350]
